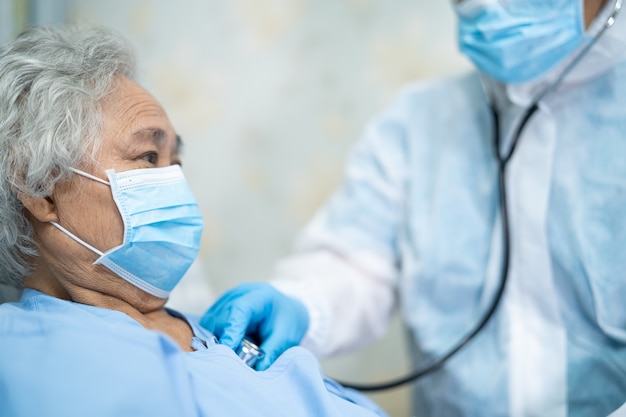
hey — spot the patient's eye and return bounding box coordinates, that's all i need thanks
[140,152,158,165]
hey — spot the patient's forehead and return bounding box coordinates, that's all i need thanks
[97,76,179,161]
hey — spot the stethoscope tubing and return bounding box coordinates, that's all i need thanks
[337,0,622,392]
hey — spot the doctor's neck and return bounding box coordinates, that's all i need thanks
[585,0,608,28]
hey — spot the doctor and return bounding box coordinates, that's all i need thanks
[202,1,626,416]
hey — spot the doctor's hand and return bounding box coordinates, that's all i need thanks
[200,282,309,370]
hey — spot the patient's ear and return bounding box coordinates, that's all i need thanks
[17,193,58,223]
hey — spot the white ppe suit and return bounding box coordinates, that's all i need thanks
[272,4,626,417]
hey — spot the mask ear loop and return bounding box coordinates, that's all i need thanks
[68,167,110,186]
[49,221,105,257]
[48,167,111,257]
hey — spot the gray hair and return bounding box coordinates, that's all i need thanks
[0,25,136,287]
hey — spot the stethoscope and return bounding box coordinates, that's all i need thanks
[338,0,623,392]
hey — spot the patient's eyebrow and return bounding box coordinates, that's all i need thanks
[132,127,166,143]
[130,128,182,155]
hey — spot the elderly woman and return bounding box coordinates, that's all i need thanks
[0,26,387,417]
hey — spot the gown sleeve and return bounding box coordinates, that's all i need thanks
[272,92,413,357]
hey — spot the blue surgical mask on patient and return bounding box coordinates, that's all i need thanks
[454,0,588,84]
[51,165,204,299]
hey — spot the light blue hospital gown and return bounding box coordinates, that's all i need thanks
[0,289,387,417]
[271,6,626,417]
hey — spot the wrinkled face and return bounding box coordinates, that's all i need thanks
[45,75,182,298]
[54,75,181,256]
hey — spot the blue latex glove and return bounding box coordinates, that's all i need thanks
[200,283,309,370]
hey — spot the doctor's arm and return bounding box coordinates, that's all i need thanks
[201,109,410,367]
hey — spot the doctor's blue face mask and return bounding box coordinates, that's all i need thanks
[454,0,588,83]
[50,164,204,299]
